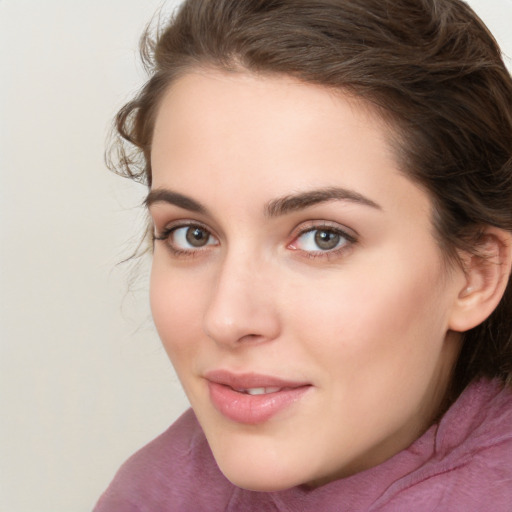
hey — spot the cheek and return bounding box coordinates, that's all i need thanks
[149,260,205,362]
[288,250,451,380]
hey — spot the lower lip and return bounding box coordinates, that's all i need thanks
[207,381,311,425]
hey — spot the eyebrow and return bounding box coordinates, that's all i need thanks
[145,189,210,215]
[265,186,381,217]
[145,186,381,217]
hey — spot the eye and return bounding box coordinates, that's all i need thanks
[289,226,355,254]
[154,224,218,254]
[173,226,215,248]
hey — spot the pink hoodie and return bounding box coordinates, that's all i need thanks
[95,378,512,511]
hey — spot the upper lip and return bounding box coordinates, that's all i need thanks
[204,369,311,390]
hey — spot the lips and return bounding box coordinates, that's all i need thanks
[205,370,312,424]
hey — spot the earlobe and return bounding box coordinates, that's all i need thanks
[449,228,512,333]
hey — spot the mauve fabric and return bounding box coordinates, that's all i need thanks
[94,379,512,511]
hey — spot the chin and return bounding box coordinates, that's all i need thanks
[224,470,303,493]
[213,448,312,492]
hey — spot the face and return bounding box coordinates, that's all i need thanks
[148,70,465,490]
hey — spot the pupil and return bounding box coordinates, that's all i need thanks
[314,230,340,250]
[186,227,208,247]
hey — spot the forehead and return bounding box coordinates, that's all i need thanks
[150,69,430,221]
[152,69,391,148]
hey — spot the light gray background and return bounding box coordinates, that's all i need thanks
[1,1,511,510]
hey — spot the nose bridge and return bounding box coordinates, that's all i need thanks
[203,242,280,346]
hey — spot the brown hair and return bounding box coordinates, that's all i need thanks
[110,0,512,394]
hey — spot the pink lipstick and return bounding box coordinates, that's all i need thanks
[205,370,312,425]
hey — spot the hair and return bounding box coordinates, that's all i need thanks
[109,0,512,395]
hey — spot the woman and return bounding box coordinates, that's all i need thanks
[95,0,512,510]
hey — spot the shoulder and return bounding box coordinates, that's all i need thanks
[93,409,235,512]
[374,379,512,511]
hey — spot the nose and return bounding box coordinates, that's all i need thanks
[203,250,281,348]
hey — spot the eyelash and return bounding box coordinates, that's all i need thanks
[153,222,218,258]
[153,222,357,260]
[289,224,357,259]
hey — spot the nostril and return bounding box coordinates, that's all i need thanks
[238,333,264,343]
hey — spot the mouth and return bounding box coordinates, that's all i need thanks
[204,370,312,425]
[233,386,283,395]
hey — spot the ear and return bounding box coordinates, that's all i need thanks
[449,227,512,333]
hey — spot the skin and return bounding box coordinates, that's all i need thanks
[147,69,467,491]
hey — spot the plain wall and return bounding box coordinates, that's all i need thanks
[1,1,511,510]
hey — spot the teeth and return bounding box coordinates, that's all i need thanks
[245,387,281,395]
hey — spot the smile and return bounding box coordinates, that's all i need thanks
[235,387,282,395]
[205,371,312,425]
